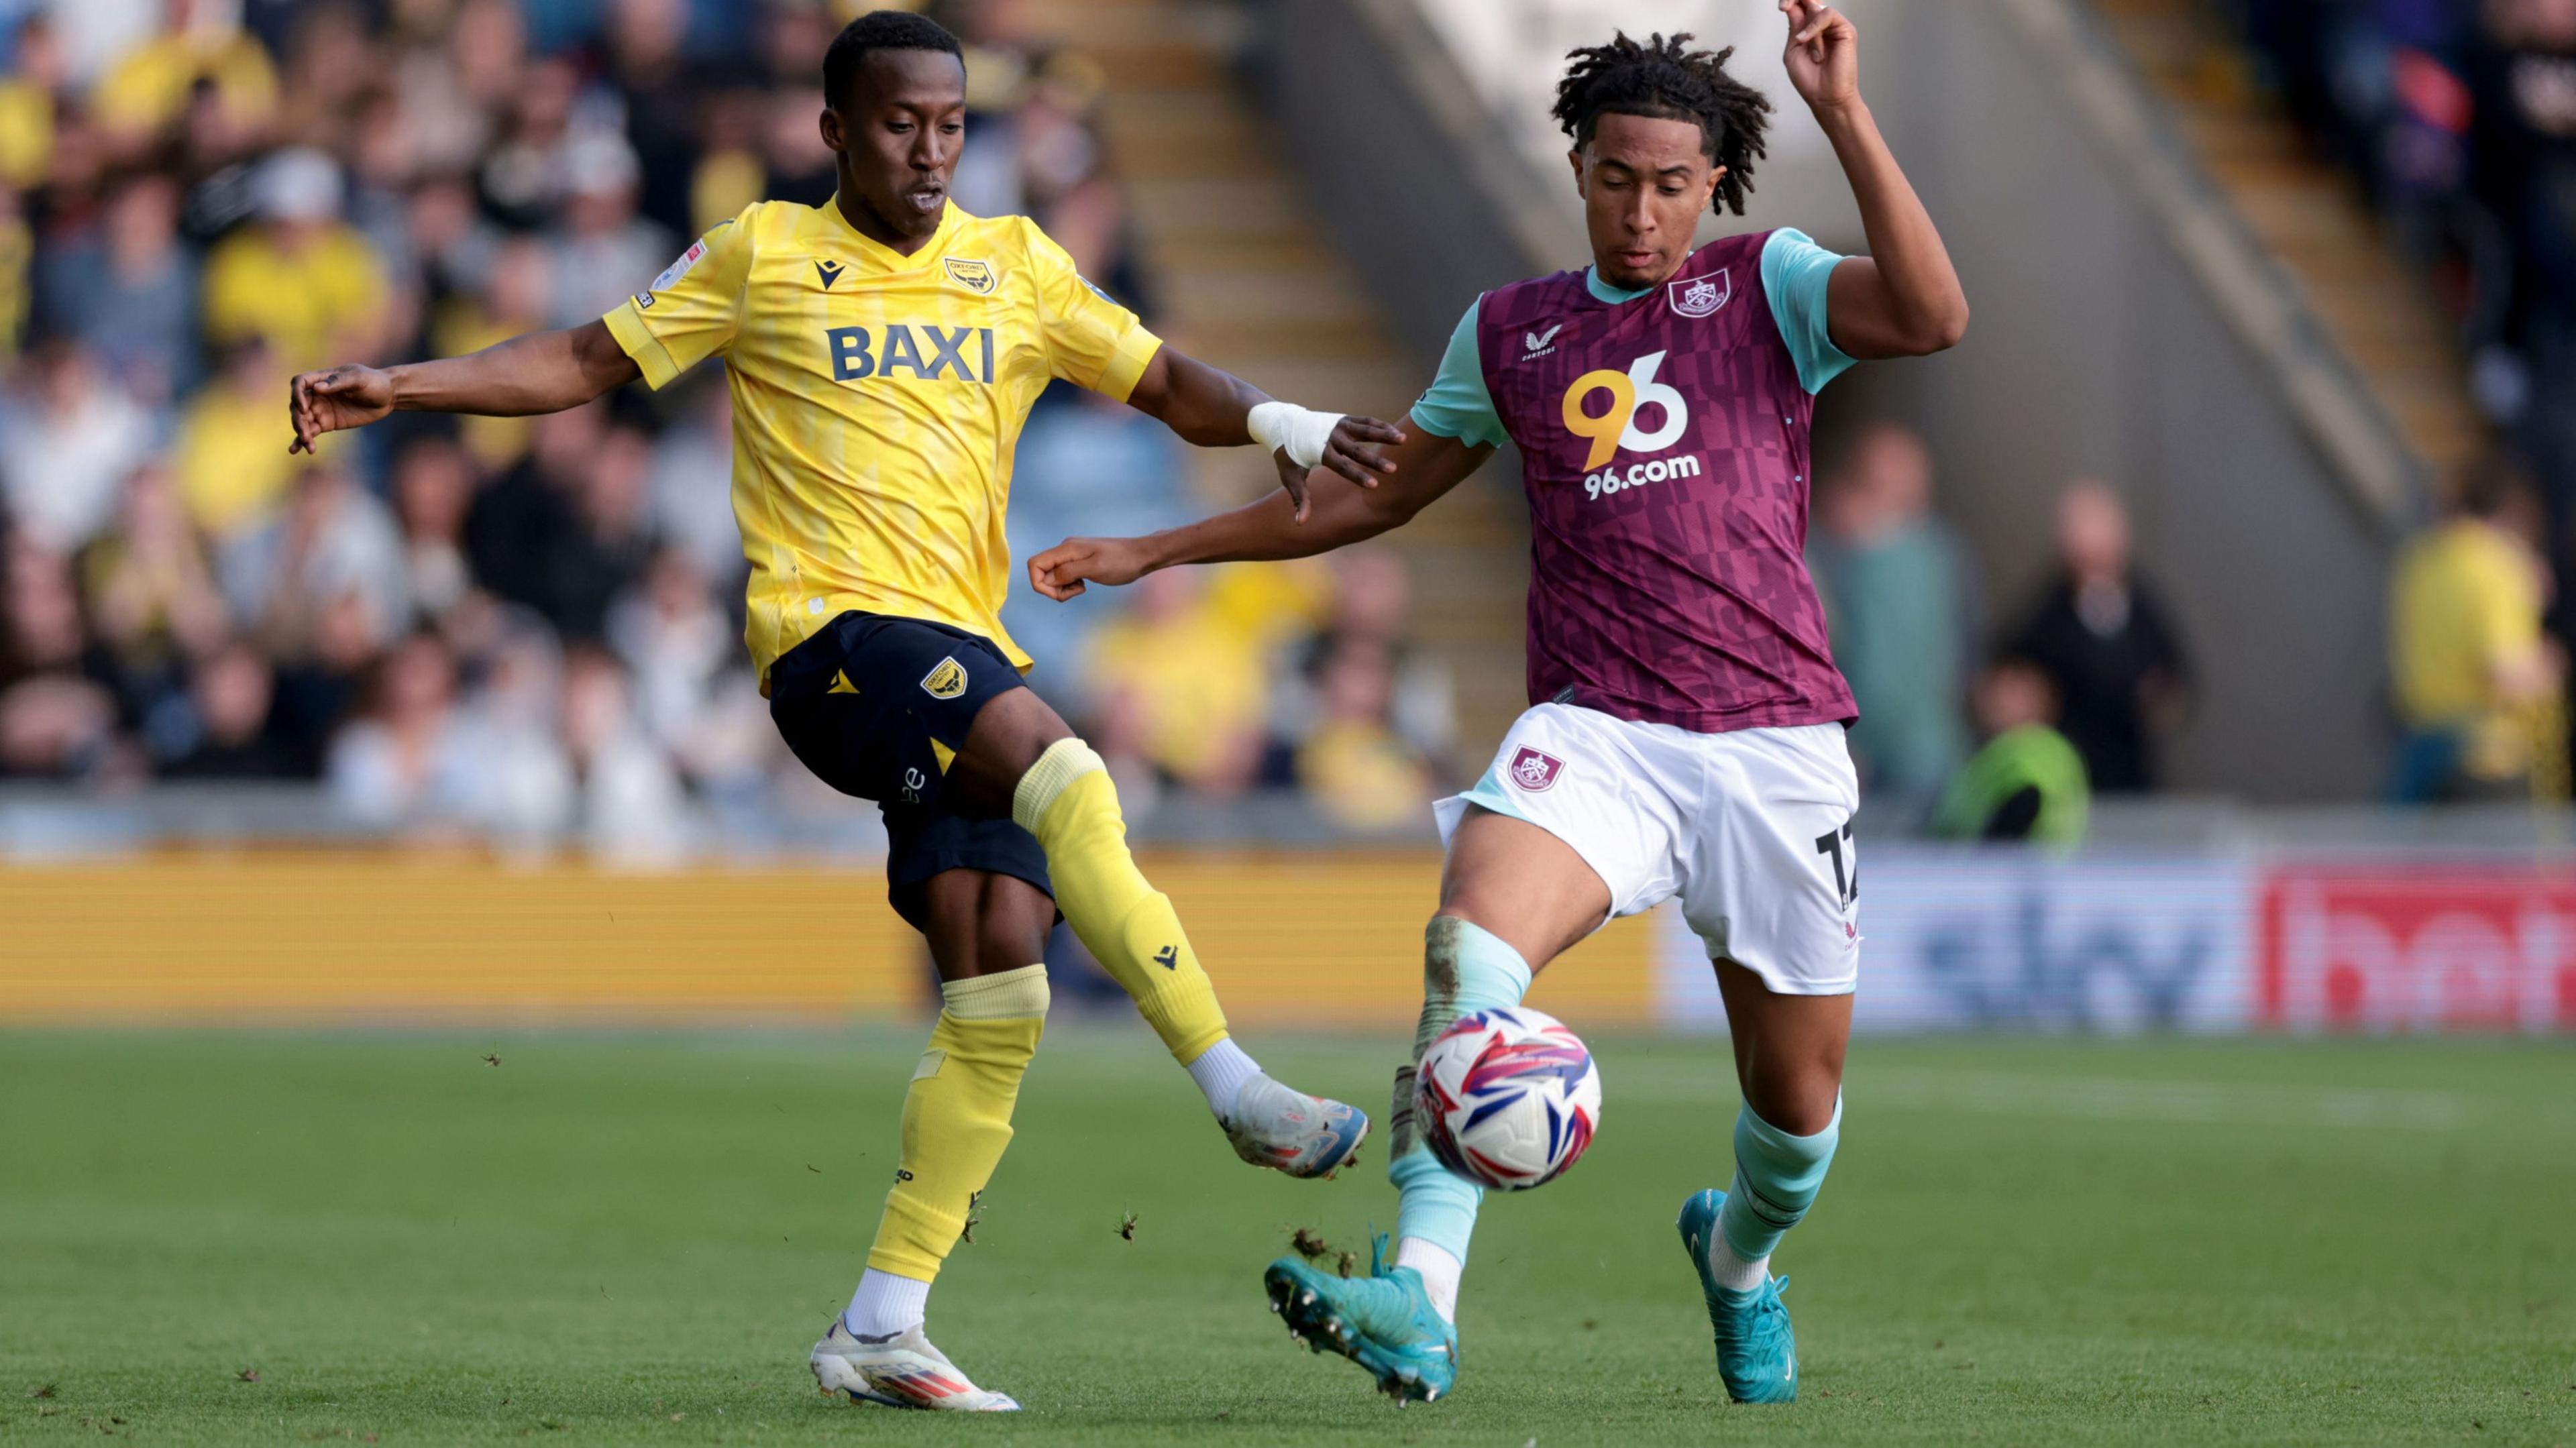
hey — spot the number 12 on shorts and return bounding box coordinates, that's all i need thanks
[1813,820,1858,909]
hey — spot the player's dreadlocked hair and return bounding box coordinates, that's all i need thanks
[1550,32,1771,217]
[823,10,963,113]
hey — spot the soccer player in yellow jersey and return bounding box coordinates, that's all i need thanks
[285,9,1404,1412]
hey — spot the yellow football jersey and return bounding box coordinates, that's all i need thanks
[602,198,1163,683]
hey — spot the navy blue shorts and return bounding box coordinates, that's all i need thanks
[767,612,1054,930]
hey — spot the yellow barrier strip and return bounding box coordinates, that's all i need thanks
[0,852,1654,1027]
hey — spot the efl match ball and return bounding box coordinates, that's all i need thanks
[1414,1006,1601,1191]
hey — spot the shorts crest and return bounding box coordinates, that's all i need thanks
[1507,746,1565,791]
[920,657,969,700]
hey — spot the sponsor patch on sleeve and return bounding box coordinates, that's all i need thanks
[651,238,709,292]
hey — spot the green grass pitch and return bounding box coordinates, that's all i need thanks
[1,1028,2570,1445]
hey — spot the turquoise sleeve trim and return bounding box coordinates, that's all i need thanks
[1762,228,1856,394]
[1407,298,1506,450]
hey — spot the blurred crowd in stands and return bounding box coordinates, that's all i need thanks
[28,0,2568,849]
[0,0,1457,850]
[2226,0,2576,802]
[1810,423,2184,846]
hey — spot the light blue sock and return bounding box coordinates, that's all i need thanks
[1390,916,1533,1269]
[1717,1097,1842,1267]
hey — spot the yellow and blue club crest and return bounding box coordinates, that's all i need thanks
[920,657,969,700]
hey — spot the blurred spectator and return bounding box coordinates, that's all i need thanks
[544,130,672,330]
[430,232,550,467]
[0,17,60,191]
[201,148,386,372]
[2388,453,2563,800]
[1931,658,2090,847]
[608,543,761,789]
[1269,546,1453,775]
[476,54,585,229]
[331,620,572,838]
[0,184,28,361]
[390,433,480,626]
[466,401,594,620]
[1295,637,1436,832]
[1086,567,1267,801]
[78,461,225,737]
[0,337,156,552]
[34,170,198,404]
[559,645,687,862]
[346,87,428,305]
[273,3,376,160]
[2005,480,2192,794]
[443,619,576,842]
[1809,421,1974,801]
[327,627,467,827]
[408,170,506,311]
[1000,385,1190,704]
[547,422,659,643]
[91,0,279,154]
[264,583,379,777]
[0,532,117,777]
[644,374,740,581]
[606,0,706,239]
[175,337,300,541]
[161,638,294,777]
[392,0,522,178]
[220,462,405,663]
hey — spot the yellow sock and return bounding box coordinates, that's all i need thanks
[865,964,1048,1282]
[1013,740,1230,1064]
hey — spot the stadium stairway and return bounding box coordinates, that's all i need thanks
[1018,0,1533,764]
[2089,0,2487,487]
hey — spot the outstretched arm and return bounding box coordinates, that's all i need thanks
[288,320,641,453]
[1030,426,1491,600]
[1781,0,1969,359]
[1122,346,1407,521]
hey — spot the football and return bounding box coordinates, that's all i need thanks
[1414,1006,1603,1190]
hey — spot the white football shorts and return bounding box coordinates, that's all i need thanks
[1434,704,1862,995]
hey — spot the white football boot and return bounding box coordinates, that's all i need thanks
[809,1320,1020,1411]
[1221,1074,1371,1178]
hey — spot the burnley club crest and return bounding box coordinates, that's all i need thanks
[1668,268,1731,319]
[1508,746,1566,792]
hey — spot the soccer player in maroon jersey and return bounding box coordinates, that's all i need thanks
[1031,1,1964,1405]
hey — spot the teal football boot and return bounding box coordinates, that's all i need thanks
[1676,1189,1799,1403]
[1263,1233,1458,1404]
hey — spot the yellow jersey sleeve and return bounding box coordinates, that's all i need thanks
[1025,222,1161,402]
[604,210,756,389]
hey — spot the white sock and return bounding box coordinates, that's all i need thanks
[843,1268,930,1339]
[1394,1237,1463,1323]
[1707,1235,1770,1294]
[1184,1038,1262,1119]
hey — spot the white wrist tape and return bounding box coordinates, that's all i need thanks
[1246,400,1345,469]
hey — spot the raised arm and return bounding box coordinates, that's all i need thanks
[287,320,641,453]
[1781,1,1969,359]
[1029,426,1490,601]
[1122,345,1407,520]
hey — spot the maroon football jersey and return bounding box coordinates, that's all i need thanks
[1474,231,1856,734]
